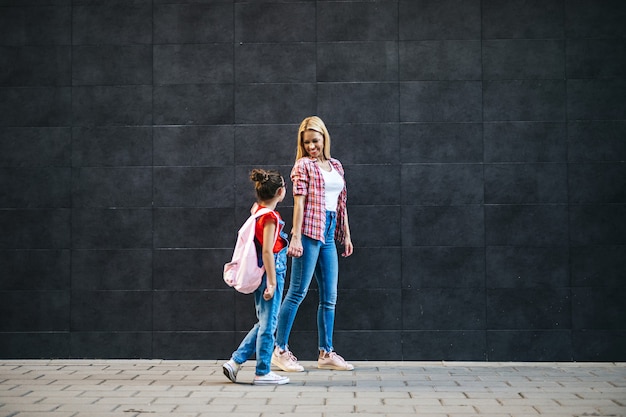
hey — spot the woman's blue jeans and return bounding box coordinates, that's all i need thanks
[231,247,287,376]
[276,211,338,353]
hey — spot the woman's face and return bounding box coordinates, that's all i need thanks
[302,129,324,159]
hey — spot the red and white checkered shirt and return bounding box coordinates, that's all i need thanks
[291,157,348,244]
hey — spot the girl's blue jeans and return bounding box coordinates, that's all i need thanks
[276,211,338,353]
[231,247,287,376]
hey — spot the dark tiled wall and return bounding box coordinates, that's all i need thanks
[1,0,625,362]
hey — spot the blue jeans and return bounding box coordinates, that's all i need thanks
[231,246,287,376]
[276,211,338,352]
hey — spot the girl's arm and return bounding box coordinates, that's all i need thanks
[261,219,278,301]
[288,195,305,257]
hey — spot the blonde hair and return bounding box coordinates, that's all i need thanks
[295,116,331,161]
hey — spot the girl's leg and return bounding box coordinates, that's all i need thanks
[316,212,339,352]
[275,236,320,350]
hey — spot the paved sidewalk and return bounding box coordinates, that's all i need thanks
[0,360,625,417]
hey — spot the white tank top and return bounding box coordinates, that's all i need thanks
[320,164,343,212]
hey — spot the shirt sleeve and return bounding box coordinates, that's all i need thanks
[291,158,310,196]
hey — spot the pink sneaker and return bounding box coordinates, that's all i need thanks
[272,347,304,372]
[318,350,354,371]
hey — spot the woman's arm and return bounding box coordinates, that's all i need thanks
[288,195,305,257]
[261,220,277,300]
[341,210,353,258]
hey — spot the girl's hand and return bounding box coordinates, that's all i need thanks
[288,237,303,257]
[263,285,275,301]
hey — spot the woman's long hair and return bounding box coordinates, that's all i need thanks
[295,116,331,161]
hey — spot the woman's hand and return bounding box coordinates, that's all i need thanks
[342,237,353,257]
[263,284,275,301]
[288,235,303,257]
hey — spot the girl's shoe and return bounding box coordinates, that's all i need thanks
[272,347,304,372]
[253,371,290,385]
[222,359,241,383]
[318,350,354,371]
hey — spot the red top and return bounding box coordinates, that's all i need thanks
[254,206,287,253]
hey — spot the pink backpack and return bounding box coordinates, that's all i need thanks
[223,208,280,294]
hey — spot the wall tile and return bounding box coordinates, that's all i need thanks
[482,0,563,39]
[0,167,71,208]
[400,123,482,163]
[70,332,151,359]
[565,0,626,39]
[484,122,567,163]
[337,289,401,330]
[329,123,400,165]
[339,248,402,290]
[154,44,232,85]
[319,83,399,123]
[153,291,234,331]
[484,163,568,204]
[0,6,71,46]
[72,86,152,126]
[483,80,566,121]
[569,163,626,203]
[486,288,571,329]
[487,330,572,361]
[72,249,152,290]
[236,43,315,83]
[235,83,315,124]
[154,3,232,44]
[567,79,626,121]
[72,208,152,249]
[153,208,234,248]
[572,288,626,330]
[154,125,234,167]
[154,84,233,125]
[234,124,296,166]
[403,330,486,360]
[153,331,234,360]
[486,246,569,289]
[568,121,626,162]
[72,4,152,45]
[567,39,626,79]
[154,249,231,290]
[400,81,482,122]
[569,205,626,245]
[154,167,233,207]
[0,46,71,86]
[483,40,564,80]
[0,290,69,331]
[573,330,626,361]
[0,127,71,167]
[318,42,397,82]
[402,288,485,330]
[235,2,315,43]
[348,206,402,247]
[0,250,70,290]
[0,209,70,249]
[0,332,69,359]
[400,41,481,81]
[72,45,152,86]
[71,290,152,331]
[399,0,480,40]
[72,127,152,167]
[402,164,483,205]
[402,247,485,289]
[402,206,484,246]
[72,167,152,208]
[485,205,568,246]
[318,1,398,41]
[0,87,71,127]
[346,165,401,206]
[338,331,402,361]
[570,246,626,288]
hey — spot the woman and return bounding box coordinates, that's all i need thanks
[272,116,354,372]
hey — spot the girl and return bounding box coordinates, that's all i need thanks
[272,116,354,372]
[222,169,290,385]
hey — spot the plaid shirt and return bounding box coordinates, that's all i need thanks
[291,157,348,244]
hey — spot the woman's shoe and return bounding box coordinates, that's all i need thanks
[318,350,354,371]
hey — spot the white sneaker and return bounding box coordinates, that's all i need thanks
[253,371,290,385]
[222,359,241,383]
[272,347,304,372]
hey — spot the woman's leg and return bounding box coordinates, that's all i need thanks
[275,236,320,350]
[316,212,338,352]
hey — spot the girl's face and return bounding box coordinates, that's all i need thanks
[302,129,324,159]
